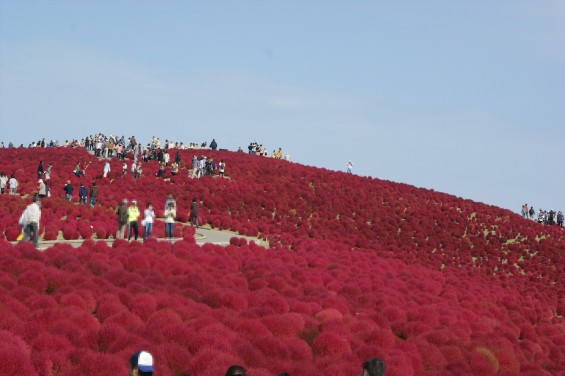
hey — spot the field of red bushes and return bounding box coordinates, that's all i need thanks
[0,146,563,375]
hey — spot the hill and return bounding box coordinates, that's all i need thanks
[0,146,563,375]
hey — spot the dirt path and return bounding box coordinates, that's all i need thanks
[12,224,267,251]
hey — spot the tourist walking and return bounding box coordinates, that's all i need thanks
[63,180,73,201]
[143,203,155,240]
[116,199,128,239]
[19,195,41,248]
[89,182,98,207]
[164,202,176,240]
[190,197,199,229]
[127,200,140,240]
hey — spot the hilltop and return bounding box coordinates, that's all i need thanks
[0,146,563,375]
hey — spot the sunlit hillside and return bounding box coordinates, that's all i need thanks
[0,147,563,375]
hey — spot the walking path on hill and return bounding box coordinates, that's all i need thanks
[12,225,267,251]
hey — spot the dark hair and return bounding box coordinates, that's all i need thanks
[278,373,291,376]
[363,358,385,376]
[225,365,247,376]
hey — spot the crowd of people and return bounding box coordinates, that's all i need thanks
[245,141,291,161]
[127,349,385,376]
[2,134,293,181]
[521,204,564,226]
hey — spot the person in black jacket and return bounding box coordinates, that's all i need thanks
[78,183,88,204]
[210,138,218,150]
[63,180,73,201]
[190,197,199,229]
[37,160,44,179]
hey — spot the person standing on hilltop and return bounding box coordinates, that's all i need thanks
[347,160,353,174]
[210,138,218,150]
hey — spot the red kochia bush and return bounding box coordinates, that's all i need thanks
[17,270,47,293]
[1,147,564,375]
[0,330,36,376]
[312,332,352,356]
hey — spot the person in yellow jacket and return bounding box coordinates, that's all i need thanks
[127,200,140,241]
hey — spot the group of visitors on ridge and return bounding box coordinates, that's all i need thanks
[521,203,563,227]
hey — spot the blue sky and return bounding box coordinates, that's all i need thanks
[1,0,564,212]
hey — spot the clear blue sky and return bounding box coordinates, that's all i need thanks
[1,0,564,212]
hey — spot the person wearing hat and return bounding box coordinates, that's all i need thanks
[116,199,129,239]
[127,199,140,241]
[19,194,41,247]
[360,358,385,376]
[129,350,154,376]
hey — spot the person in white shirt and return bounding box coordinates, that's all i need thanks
[143,203,155,240]
[0,172,7,194]
[103,161,111,178]
[8,174,18,195]
[20,195,41,247]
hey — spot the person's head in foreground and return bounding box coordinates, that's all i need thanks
[360,358,385,376]
[225,365,247,376]
[129,351,154,376]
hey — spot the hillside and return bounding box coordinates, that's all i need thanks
[0,147,563,375]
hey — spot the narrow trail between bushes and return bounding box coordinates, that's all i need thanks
[12,224,267,251]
